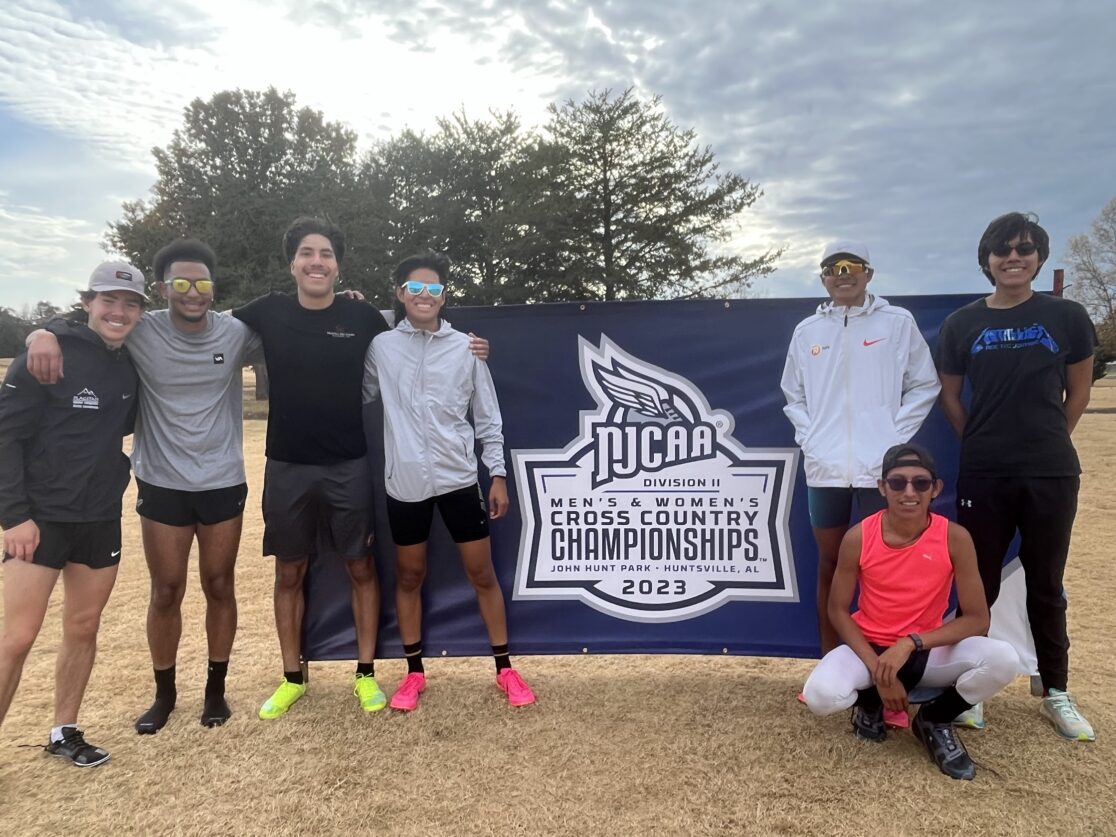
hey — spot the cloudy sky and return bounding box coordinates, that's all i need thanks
[1,0,1114,312]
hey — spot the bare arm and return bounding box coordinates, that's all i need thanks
[937,372,967,438]
[1064,356,1093,434]
[830,524,914,711]
[488,476,508,519]
[916,523,990,648]
[827,526,878,672]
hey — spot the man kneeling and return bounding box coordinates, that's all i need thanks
[802,443,1019,780]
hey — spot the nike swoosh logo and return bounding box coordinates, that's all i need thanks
[110,550,121,557]
[863,338,886,347]
[4,383,15,389]
[123,394,132,399]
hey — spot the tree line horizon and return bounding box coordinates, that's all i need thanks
[3,88,1113,366]
[111,86,776,311]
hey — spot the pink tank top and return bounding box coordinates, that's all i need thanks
[851,511,954,646]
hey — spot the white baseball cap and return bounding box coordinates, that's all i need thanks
[820,240,871,267]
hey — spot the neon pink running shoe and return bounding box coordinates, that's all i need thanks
[496,668,536,707]
[389,672,426,711]
[884,708,909,729]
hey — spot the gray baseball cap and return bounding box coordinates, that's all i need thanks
[88,261,148,300]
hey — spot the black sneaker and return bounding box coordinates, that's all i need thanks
[851,705,886,742]
[45,727,110,768]
[912,711,975,780]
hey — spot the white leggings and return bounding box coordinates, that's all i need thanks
[803,637,1021,716]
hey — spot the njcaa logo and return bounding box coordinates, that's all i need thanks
[512,337,799,623]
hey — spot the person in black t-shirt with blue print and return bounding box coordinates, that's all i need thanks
[937,212,1096,741]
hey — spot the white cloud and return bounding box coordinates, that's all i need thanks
[0,193,105,310]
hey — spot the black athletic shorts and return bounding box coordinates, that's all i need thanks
[3,520,122,570]
[136,479,248,527]
[262,458,372,561]
[386,484,490,547]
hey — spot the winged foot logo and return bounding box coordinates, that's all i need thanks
[512,336,799,623]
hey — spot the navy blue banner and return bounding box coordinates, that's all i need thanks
[302,294,980,661]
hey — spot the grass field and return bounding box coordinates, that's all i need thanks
[0,361,1113,835]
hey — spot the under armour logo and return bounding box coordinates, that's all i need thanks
[959,499,973,508]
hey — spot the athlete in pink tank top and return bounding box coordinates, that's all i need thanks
[853,510,953,646]
[801,443,1020,781]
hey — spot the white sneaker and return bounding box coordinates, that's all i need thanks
[953,702,985,730]
[1040,689,1095,741]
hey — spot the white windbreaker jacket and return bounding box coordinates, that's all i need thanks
[780,294,940,488]
[362,318,506,502]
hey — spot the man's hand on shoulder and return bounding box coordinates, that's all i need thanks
[469,332,490,360]
[337,289,366,301]
[25,329,63,384]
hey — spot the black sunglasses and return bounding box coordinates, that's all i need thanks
[990,241,1038,258]
[884,476,935,492]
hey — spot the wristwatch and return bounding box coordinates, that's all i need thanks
[907,633,924,652]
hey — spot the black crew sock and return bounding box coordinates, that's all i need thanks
[356,661,375,677]
[284,669,305,686]
[136,665,177,734]
[201,660,232,728]
[492,644,512,673]
[403,642,425,675]
[205,660,229,697]
[918,686,972,724]
[854,687,883,712]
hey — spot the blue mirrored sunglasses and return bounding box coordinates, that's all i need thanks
[402,280,445,297]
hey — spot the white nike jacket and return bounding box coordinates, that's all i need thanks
[362,318,506,503]
[780,294,940,488]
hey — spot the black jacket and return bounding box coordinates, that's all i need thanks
[0,321,138,527]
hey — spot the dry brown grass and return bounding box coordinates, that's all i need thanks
[0,369,1114,835]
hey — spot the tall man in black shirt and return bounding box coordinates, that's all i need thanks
[235,217,487,719]
[937,212,1096,741]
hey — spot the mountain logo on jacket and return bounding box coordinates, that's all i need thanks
[511,336,800,622]
[72,388,100,410]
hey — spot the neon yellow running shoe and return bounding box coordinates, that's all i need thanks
[353,674,387,713]
[258,679,306,720]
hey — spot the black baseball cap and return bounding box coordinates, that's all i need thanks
[881,442,937,480]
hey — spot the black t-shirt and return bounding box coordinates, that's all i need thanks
[937,293,1096,477]
[234,293,389,464]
